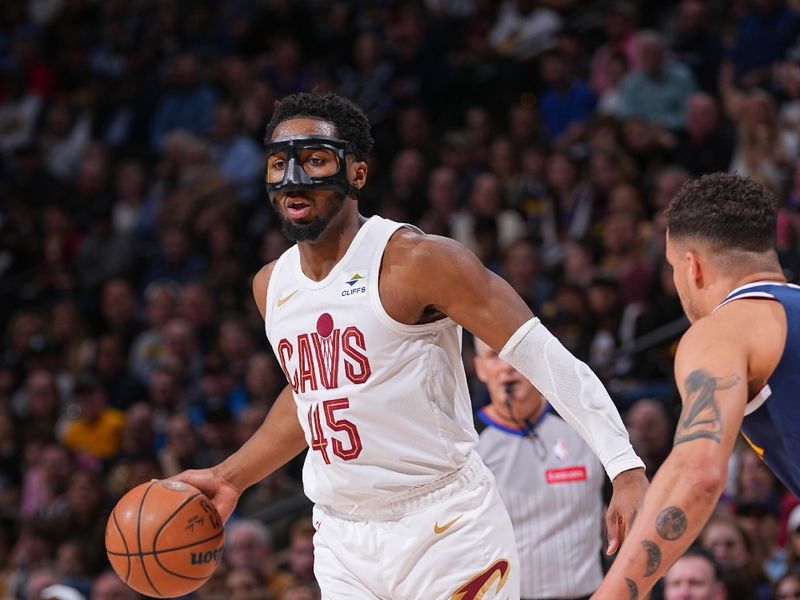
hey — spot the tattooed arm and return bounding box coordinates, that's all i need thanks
[592,317,749,599]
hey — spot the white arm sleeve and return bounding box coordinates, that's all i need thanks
[500,317,645,480]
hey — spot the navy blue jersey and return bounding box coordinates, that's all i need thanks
[716,281,800,497]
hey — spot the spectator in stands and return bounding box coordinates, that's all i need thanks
[729,90,797,192]
[670,0,724,94]
[590,1,640,95]
[451,172,527,264]
[501,238,551,311]
[0,69,43,155]
[110,160,148,238]
[91,333,145,410]
[663,547,727,600]
[625,399,673,478]
[225,519,295,600]
[225,567,267,600]
[675,93,736,177]
[98,279,140,350]
[61,374,125,465]
[722,0,800,90]
[129,280,180,382]
[488,0,562,60]
[537,49,596,143]
[336,31,394,126]
[419,166,461,237]
[734,498,786,582]
[208,102,263,205]
[286,520,315,587]
[178,281,217,352]
[600,210,654,305]
[150,53,218,151]
[20,442,72,520]
[16,369,61,446]
[701,515,770,600]
[32,469,109,574]
[158,413,208,476]
[619,30,696,131]
[118,402,155,459]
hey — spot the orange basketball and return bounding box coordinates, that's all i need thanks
[105,480,225,598]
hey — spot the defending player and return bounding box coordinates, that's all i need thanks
[176,92,647,599]
[594,173,800,599]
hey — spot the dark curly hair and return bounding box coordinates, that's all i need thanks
[666,173,777,252]
[264,92,374,159]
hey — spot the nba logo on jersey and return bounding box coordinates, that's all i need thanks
[342,272,367,297]
[276,312,372,393]
[553,438,569,461]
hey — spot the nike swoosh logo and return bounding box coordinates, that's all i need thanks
[277,289,298,307]
[434,514,463,534]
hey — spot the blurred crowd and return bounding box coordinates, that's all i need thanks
[2,0,800,599]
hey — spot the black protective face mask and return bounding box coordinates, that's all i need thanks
[264,135,353,203]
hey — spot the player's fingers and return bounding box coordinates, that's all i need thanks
[167,470,215,495]
[605,509,620,555]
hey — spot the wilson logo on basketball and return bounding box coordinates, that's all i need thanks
[278,313,372,393]
[190,549,223,565]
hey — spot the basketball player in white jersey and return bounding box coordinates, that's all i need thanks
[175,92,647,600]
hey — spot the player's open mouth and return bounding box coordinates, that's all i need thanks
[286,198,312,220]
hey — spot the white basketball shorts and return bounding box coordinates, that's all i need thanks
[311,452,520,599]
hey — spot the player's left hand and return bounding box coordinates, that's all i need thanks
[605,467,648,555]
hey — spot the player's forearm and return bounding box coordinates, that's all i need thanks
[216,385,307,491]
[593,453,726,599]
[500,318,644,479]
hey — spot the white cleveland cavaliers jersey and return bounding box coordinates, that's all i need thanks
[264,216,478,512]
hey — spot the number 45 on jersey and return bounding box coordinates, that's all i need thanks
[308,398,363,464]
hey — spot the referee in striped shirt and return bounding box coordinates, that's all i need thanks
[473,337,605,600]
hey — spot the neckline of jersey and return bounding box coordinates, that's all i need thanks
[714,279,800,312]
[293,215,378,290]
[477,403,551,437]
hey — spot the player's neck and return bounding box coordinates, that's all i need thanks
[297,209,366,281]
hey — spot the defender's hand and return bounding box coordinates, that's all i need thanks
[605,467,648,555]
[169,468,242,524]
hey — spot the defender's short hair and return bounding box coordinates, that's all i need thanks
[264,92,374,159]
[666,173,777,252]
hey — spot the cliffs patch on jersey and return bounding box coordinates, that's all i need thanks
[277,312,372,392]
[342,272,367,297]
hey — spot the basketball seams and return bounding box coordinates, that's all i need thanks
[138,481,164,597]
[111,509,132,583]
[151,491,202,552]
[107,529,224,556]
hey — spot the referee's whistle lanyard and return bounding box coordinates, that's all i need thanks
[504,385,551,459]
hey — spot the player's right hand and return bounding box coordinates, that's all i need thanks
[169,468,242,524]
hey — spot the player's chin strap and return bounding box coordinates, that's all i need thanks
[500,318,645,481]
